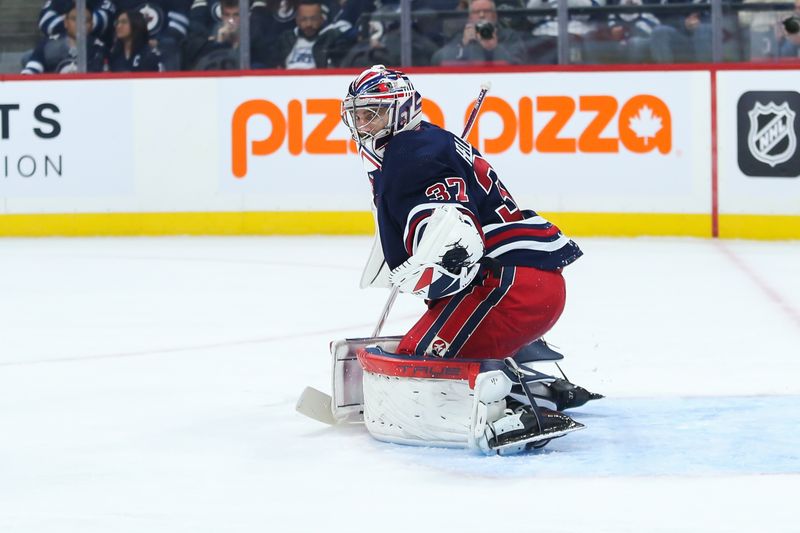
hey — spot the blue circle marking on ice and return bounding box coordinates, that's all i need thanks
[384,396,800,478]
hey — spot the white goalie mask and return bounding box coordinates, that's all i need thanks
[341,64,423,162]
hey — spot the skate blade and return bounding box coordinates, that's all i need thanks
[562,389,604,410]
[493,420,585,453]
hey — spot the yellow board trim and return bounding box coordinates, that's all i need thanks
[718,214,800,240]
[0,211,797,239]
[538,213,712,238]
[0,212,374,237]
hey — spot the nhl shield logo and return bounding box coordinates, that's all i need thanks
[737,91,800,177]
[747,102,796,167]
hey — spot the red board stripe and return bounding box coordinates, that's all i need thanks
[710,69,719,238]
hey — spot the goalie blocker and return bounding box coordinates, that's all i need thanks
[357,346,585,455]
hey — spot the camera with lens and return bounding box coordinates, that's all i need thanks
[475,20,495,39]
[783,15,800,35]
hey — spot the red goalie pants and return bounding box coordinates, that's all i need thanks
[397,265,566,359]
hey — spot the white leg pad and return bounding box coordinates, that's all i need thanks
[361,367,513,449]
[357,348,583,454]
[362,371,474,447]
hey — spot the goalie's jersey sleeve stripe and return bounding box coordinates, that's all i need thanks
[482,213,552,232]
[481,211,581,268]
[446,266,515,356]
[484,224,562,249]
[488,235,572,256]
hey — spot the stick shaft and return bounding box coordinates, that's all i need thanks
[371,285,399,338]
[461,83,491,139]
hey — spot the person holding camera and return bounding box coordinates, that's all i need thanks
[431,0,526,65]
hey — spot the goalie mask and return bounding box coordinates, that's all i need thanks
[341,64,423,163]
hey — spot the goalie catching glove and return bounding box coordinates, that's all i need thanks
[389,204,484,300]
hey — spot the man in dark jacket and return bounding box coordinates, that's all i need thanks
[186,0,274,68]
[23,4,106,74]
[39,0,115,44]
[431,0,526,65]
[272,0,343,68]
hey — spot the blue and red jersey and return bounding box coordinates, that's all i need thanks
[368,121,582,273]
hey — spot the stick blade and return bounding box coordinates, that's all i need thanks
[296,386,336,425]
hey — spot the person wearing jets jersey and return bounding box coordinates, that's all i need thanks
[39,0,116,44]
[186,0,274,68]
[342,65,582,361]
[115,0,192,69]
[341,65,601,454]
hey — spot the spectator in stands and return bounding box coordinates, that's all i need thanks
[266,0,302,38]
[322,0,385,65]
[108,10,165,71]
[114,0,191,70]
[327,0,369,36]
[437,0,470,41]
[186,0,242,68]
[186,0,273,68]
[777,0,800,58]
[22,4,106,74]
[339,4,440,67]
[525,0,604,64]
[431,0,526,64]
[740,0,800,60]
[39,0,116,45]
[649,0,712,62]
[650,0,744,62]
[271,0,344,68]
[583,0,659,64]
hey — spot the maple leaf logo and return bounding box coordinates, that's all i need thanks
[628,105,662,145]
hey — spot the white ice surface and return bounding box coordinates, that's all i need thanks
[1,236,798,532]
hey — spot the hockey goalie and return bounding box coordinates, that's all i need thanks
[297,65,601,455]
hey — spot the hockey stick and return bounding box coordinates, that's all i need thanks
[296,82,492,426]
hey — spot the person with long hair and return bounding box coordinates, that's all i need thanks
[108,10,164,72]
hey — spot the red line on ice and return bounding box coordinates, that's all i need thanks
[716,243,800,330]
[0,314,419,367]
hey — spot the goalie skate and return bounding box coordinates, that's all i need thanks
[512,339,604,411]
[482,406,585,455]
[512,379,604,412]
